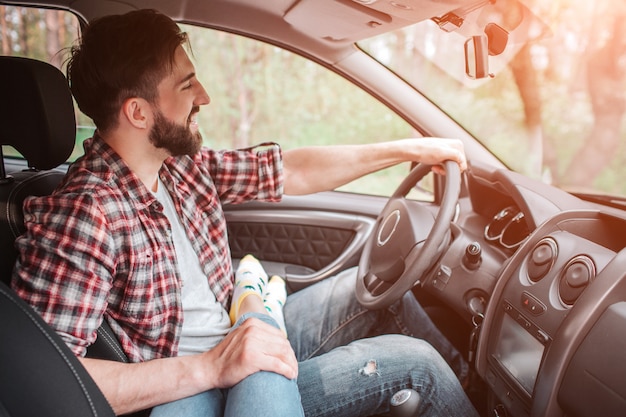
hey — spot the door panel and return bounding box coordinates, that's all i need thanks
[225,192,383,291]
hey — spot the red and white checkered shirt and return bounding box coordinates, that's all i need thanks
[11,135,283,362]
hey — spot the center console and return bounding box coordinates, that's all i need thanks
[475,211,624,417]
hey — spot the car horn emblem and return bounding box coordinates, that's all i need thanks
[377,209,400,246]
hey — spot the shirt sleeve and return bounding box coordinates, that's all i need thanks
[11,192,114,357]
[196,142,284,204]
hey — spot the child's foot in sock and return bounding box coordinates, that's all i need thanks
[264,275,287,336]
[230,254,268,324]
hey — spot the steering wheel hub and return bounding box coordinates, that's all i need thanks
[356,161,461,309]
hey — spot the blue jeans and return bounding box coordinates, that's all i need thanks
[150,313,304,417]
[287,267,476,417]
[152,267,477,417]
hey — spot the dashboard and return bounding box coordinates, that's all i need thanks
[224,158,626,417]
[426,161,626,417]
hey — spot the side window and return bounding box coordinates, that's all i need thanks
[0,10,433,199]
[183,25,432,198]
[0,6,94,162]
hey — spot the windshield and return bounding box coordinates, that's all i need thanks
[359,0,626,199]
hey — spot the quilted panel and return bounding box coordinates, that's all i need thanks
[227,222,355,271]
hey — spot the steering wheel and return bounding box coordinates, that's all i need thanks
[356,160,461,309]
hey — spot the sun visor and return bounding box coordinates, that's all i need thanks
[284,0,472,43]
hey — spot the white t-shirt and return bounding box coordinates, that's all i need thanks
[153,179,231,356]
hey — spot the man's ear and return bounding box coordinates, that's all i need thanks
[120,97,151,129]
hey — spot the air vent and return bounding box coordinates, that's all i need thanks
[527,238,557,283]
[559,256,595,306]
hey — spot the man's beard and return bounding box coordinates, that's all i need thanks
[148,107,202,157]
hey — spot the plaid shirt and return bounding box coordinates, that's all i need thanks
[11,135,283,362]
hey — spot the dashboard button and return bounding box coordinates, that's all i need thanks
[521,292,546,316]
[535,329,550,344]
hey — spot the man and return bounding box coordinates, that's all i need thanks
[11,9,478,417]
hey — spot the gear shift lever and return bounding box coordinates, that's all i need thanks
[390,388,421,417]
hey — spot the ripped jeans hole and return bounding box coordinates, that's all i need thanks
[359,359,380,377]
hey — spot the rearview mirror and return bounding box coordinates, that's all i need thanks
[464,35,490,79]
[464,23,509,80]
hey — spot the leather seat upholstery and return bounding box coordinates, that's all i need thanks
[0,281,115,417]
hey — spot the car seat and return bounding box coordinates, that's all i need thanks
[0,56,126,416]
[0,56,74,283]
[0,280,115,417]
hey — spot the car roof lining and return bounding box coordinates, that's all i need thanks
[2,0,477,47]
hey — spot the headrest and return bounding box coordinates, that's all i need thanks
[0,56,76,170]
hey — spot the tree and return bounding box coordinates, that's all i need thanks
[561,8,626,188]
[1,7,9,55]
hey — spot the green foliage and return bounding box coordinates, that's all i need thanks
[185,25,416,196]
[187,26,412,148]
